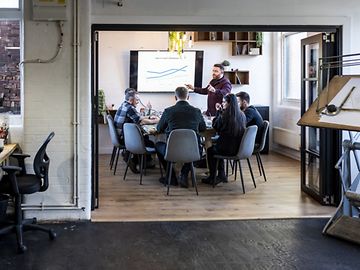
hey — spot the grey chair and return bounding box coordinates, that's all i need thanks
[123,123,160,185]
[253,120,269,182]
[106,114,126,175]
[164,129,201,195]
[214,125,258,193]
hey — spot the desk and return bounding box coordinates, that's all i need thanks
[142,124,215,148]
[0,144,18,164]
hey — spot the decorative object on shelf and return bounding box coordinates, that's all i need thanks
[168,32,193,56]
[256,32,263,48]
[221,60,231,71]
[249,48,260,55]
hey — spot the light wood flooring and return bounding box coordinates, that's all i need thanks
[92,152,335,222]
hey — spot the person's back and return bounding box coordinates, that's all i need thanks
[157,100,206,136]
[156,86,206,188]
[236,91,263,144]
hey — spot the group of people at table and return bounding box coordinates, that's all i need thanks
[113,63,264,188]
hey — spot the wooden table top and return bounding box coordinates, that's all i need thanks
[0,143,18,164]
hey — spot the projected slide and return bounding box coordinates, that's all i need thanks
[137,51,196,92]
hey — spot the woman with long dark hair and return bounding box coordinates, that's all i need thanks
[202,93,246,185]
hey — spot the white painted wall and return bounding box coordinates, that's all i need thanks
[18,0,360,220]
[98,31,272,153]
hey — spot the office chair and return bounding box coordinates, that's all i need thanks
[253,120,269,182]
[106,114,126,175]
[0,132,56,253]
[213,126,258,193]
[123,123,162,184]
[164,129,201,195]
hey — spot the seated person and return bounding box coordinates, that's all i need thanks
[202,93,247,185]
[114,89,159,173]
[236,91,264,144]
[156,86,206,187]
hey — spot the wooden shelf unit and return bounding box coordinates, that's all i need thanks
[224,70,249,85]
[194,31,262,56]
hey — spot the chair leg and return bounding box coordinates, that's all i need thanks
[167,162,173,195]
[113,148,120,175]
[190,163,198,195]
[234,160,238,181]
[123,153,132,180]
[255,153,262,176]
[238,160,245,194]
[230,160,235,175]
[247,158,256,188]
[226,159,229,177]
[139,154,144,185]
[110,146,116,169]
[257,153,267,182]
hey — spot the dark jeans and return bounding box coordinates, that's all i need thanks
[206,146,225,178]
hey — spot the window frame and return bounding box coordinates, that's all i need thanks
[281,32,305,105]
[0,0,23,126]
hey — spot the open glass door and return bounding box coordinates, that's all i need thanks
[91,31,100,210]
[300,33,342,205]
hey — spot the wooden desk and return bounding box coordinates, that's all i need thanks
[0,144,18,164]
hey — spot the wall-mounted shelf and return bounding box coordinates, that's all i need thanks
[224,70,249,85]
[194,31,262,56]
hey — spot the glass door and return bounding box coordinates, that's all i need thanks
[300,33,341,205]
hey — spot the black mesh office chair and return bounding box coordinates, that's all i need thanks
[0,132,56,253]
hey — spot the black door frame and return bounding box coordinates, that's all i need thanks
[91,24,343,210]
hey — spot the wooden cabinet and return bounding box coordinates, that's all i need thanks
[194,31,262,56]
[224,70,249,85]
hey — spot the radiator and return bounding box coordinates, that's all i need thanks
[273,127,300,150]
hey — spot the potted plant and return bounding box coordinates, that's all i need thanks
[98,89,106,124]
[221,60,231,71]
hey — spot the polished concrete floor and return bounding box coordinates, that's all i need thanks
[0,219,359,269]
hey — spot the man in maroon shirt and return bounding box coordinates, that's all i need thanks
[186,63,232,116]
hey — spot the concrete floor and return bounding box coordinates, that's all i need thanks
[0,219,359,269]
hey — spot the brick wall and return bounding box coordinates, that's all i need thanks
[0,20,20,114]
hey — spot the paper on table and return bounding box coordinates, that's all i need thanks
[319,78,360,128]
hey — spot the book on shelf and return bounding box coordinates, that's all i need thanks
[235,73,242,85]
[241,44,248,55]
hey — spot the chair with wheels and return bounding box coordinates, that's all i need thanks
[106,114,126,175]
[252,120,269,182]
[164,129,201,195]
[213,125,258,193]
[0,132,57,253]
[123,123,162,185]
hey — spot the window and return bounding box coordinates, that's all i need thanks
[282,32,307,101]
[0,0,19,9]
[0,20,21,115]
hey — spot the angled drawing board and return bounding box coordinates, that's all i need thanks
[298,75,360,131]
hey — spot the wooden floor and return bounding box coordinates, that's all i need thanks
[92,152,335,222]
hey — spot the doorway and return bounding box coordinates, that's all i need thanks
[91,25,342,220]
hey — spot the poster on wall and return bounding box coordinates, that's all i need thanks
[130,50,203,92]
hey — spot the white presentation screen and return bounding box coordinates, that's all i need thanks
[130,50,203,92]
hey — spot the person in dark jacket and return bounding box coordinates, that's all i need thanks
[236,91,263,144]
[156,86,206,188]
[202,93,247,185]
[185,64,232,116]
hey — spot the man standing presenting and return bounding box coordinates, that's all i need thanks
[186,63,232,116]
[156,86,206,187]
